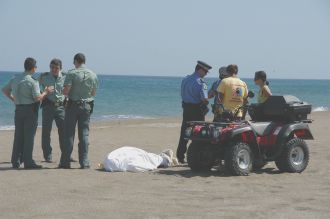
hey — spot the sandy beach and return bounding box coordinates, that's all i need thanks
[0,112,329,218]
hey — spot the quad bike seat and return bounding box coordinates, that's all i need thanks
[248,122,277,136]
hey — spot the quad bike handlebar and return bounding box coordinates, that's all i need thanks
[214,91,254,122]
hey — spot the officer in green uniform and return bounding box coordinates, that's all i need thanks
[2,57,54,169]
[39,58,67,162]
[59,53,98,169]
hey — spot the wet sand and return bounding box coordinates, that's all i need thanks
[0,112,329,218]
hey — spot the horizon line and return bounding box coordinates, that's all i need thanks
[1,70,329,81]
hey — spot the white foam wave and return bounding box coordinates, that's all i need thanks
[0,125,15,131]
[312,106,329,112]
[0,125,42,131]
[92,114,155,121]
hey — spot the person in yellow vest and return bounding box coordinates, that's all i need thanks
[254,71,272,103]
[217,64,248,119]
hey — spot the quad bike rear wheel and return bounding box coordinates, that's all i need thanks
[225,142,253,176]
[187,141,214,171]
[275,138,309,173]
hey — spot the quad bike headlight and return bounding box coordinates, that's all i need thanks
[185,127,193,137]
[212,129,220,138]
[201,129,207,136]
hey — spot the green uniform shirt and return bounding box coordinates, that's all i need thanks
[39,72,66,102]
[2,72,41,105]
[64,65,98,102]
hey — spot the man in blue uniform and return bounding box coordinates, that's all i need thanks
[177,61,212,163]
[2,58,54,169]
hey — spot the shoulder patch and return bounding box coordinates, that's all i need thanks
[203,83,208,90]
[197,78,204,85]
[32,72,42,80]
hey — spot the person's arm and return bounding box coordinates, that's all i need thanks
[200,81,209,104]
[63,71,73,97]
[2,79,14,102]
[217,92,224,104]
[208,82,217,98]
[262,86,272,97]
[91,75,98,97]
[33,82,54,102]
[217,80,226,104]
[242,82,249,104]
[2,87,14,102]
[208,90,215,99]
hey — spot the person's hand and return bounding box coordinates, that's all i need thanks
[208,90,215,98]
[45,86,54,94]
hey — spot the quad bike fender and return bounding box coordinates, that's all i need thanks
[264,123,313,161]
[277,123,314,146]
[228,126,262,156]
[229,126,253,139]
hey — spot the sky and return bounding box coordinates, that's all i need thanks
[0,0,329,79]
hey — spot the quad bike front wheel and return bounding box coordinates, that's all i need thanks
[225,142,253,176]
[275,138,309,173]
[187,141,214,171]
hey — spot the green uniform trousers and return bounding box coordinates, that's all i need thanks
[12,104,38,167]
[41,104,65,160]
[60,102,92,167]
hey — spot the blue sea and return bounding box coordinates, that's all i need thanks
[1,71,329,130]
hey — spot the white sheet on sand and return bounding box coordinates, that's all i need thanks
[103,146,170,172]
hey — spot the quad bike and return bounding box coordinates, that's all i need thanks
[185,93,313,176]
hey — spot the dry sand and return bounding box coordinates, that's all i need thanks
[0,112,330,218]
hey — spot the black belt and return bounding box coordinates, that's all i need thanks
[68,99,93,106]
[42,98,64,108]
[16,103,34,107]
[182,102,202,108]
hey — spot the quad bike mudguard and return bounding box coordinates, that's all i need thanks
[227,126,263,156]
[262,122,314,161]
[276,122,314,145]
[228,125,254,139]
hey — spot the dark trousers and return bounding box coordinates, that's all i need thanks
[177,104,205,161]
[60,103,92,167]
[12,104,38,167]
[41,104,65,160]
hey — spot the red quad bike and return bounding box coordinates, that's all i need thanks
[185,92,314,176]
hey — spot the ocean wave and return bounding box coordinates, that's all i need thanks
[0,125,15,131]
[92,114,155,121]
[312,106,329,112]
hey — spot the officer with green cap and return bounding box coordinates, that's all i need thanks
[177,60,212,163]
[59,53,98,169]
[39,58,76,163]
[2,57,54,169]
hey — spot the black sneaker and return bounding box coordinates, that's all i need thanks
[12,164,20,169]
[24,164,43,169]
[80,165,90,169]
[58,164,71,169]
[178,158,186,164]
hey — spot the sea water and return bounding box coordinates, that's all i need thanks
[1,71,329,130]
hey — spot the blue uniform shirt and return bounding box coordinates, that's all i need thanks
[210,79,221,104]
[181,72,208,104]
